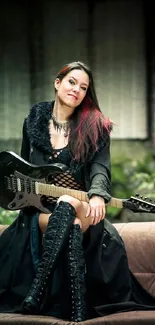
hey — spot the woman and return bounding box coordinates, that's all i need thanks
[0,61,155,322]
[20,61,113,320]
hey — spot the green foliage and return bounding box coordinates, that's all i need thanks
[107,154,155,221]
[0,208,18,225]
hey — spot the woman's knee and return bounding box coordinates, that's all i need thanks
[57,195,82,212]
[73,217,82,229]
[39,213,51,233]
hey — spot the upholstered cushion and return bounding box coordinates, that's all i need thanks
[0,311,155,325]
[115,222,155,297]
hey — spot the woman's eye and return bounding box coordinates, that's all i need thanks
[81,86,87,91]
[69,79,75,85]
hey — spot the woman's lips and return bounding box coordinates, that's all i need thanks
[68,94,78,100]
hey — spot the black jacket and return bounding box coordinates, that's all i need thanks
[21,101,111,202]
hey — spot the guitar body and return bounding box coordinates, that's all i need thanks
[0,151,67,213]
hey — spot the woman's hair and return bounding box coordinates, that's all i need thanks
[55,61,113,162]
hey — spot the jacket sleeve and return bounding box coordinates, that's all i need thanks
[87,132,111,203]
[20,117,30,161]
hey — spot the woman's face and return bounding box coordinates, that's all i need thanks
[54,69,89,108]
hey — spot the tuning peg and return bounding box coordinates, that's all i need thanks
[135,193,139,197]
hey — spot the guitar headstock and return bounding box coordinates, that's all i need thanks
[123,194,155,213]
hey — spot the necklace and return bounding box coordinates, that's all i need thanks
[51,112,69,137]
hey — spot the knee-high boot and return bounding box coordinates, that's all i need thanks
[68,224,87,322]
[21,201,76,314]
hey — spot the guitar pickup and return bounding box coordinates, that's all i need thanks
[17,178,21,191]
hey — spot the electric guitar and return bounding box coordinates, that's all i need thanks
[0,151,155,216]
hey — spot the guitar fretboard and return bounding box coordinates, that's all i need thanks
[37,182,89,202]
[35,182,123,208]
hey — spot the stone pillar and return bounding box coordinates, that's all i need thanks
[144,0,155,155]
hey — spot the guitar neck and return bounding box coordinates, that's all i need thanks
[35,182,124,209]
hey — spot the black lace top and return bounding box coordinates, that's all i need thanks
[45,146,84,206]
[48,146,71,166]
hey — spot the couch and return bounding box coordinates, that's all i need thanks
[0,221,155,325]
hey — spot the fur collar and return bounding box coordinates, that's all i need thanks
[26,100,82,171]
[26,100,107,162]
[26,101,54,154]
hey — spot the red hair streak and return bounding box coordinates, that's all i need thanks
[73,97,113,161]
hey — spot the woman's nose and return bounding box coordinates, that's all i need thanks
[73,85,80,92]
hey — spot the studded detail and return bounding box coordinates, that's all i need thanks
[21,201,76,315]
[68,224,87,322]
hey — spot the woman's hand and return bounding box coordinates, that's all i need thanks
[86,195,106,225]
